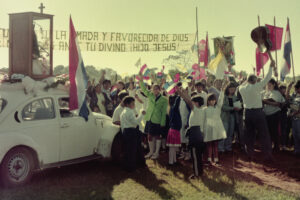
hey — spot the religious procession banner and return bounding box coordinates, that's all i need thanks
[0,28,195,52]
[213,36,235,65]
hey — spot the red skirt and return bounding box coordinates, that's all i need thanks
[166,129,181,147]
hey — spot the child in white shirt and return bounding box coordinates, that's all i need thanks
[178,88,205,179]
[120,96,146,172]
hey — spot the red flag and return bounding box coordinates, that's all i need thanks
[265,24,283,51]
[256,48,269,76]
[174,73,180,83]
[198,40,206,63]
[191,63,207,80]
[198,33,210,67]
[204,33,210,67]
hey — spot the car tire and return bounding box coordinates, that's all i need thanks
[0,147,34,188]
[111,133,124,165]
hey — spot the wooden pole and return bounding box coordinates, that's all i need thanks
[258,15,265,78]
[196,7,200,65]
[274,16,279,81]
[288,18,296,82]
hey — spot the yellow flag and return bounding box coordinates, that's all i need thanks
[208,49,228,79]
[166,74,172,82]
[208,50,224,72]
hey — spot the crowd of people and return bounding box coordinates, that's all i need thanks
[86,63,300,179]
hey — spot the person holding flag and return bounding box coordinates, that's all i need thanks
[239,58,276,164]
[138,68,168,160]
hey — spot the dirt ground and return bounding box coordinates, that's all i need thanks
[0,146,299,200]
[205,148,300,194]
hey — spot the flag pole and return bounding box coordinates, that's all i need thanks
[196,7,200,66]
[288,18,296,82]
[258,15,265,78]
[274,16,279,82]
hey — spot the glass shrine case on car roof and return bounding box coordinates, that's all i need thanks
[9,12,54,80]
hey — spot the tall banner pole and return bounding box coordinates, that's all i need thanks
[258,15,265,78]
[196,7,200,66]
[274,16,279,81]
[288,18,296,82]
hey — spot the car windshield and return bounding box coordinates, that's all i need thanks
[0,99,7,114]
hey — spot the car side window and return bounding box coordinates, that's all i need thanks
[58,98,74,118]
[22,98,55,121]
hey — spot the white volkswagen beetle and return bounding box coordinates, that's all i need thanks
[0,82,122,187]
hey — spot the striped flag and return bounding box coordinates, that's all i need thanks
[280,21,292,81]
[69,17,89,121]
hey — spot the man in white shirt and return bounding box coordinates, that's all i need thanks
[239,61,276,163]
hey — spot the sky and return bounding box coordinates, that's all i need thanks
[0,0,300,78]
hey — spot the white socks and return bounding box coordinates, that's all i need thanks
[145,140,155,159]
[151,139,161,159]
[169,147,177,164]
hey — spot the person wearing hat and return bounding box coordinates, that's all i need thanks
[238,60,276,163]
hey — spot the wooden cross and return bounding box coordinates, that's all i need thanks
[39,3,45,14]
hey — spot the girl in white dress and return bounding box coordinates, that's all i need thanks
[203,81,228,165]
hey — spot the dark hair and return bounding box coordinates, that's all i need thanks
[118,91,129,101]
[152,84,161,90]
[191,95,204,107]
[122,96,135,106]
[295,81,300,90]
[117,81,125,89]
[207,93,217,106]
[195,82,204,88]
[103,79,111,85]
[191,92,197,97]
[268,78,279,90]
[95,83,102,88]
[279,85,287,90]
[225,82,237,96]
[169,95,177,106]
[176,82,182,87]
[247,74,257,83]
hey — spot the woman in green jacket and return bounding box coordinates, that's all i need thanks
[138,72,168,159]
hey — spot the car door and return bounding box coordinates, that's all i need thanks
[20,97,60,165]
[57,97,98,161]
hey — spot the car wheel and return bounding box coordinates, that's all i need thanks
[0,147,34,187]
[111,133,124,165]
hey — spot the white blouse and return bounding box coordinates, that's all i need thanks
[263,89,285,116]
[189,106,205,132]
[120,107,144,131]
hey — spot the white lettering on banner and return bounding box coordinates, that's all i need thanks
[0,28,195,52]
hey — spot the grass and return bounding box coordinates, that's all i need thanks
[0,156,299,200]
